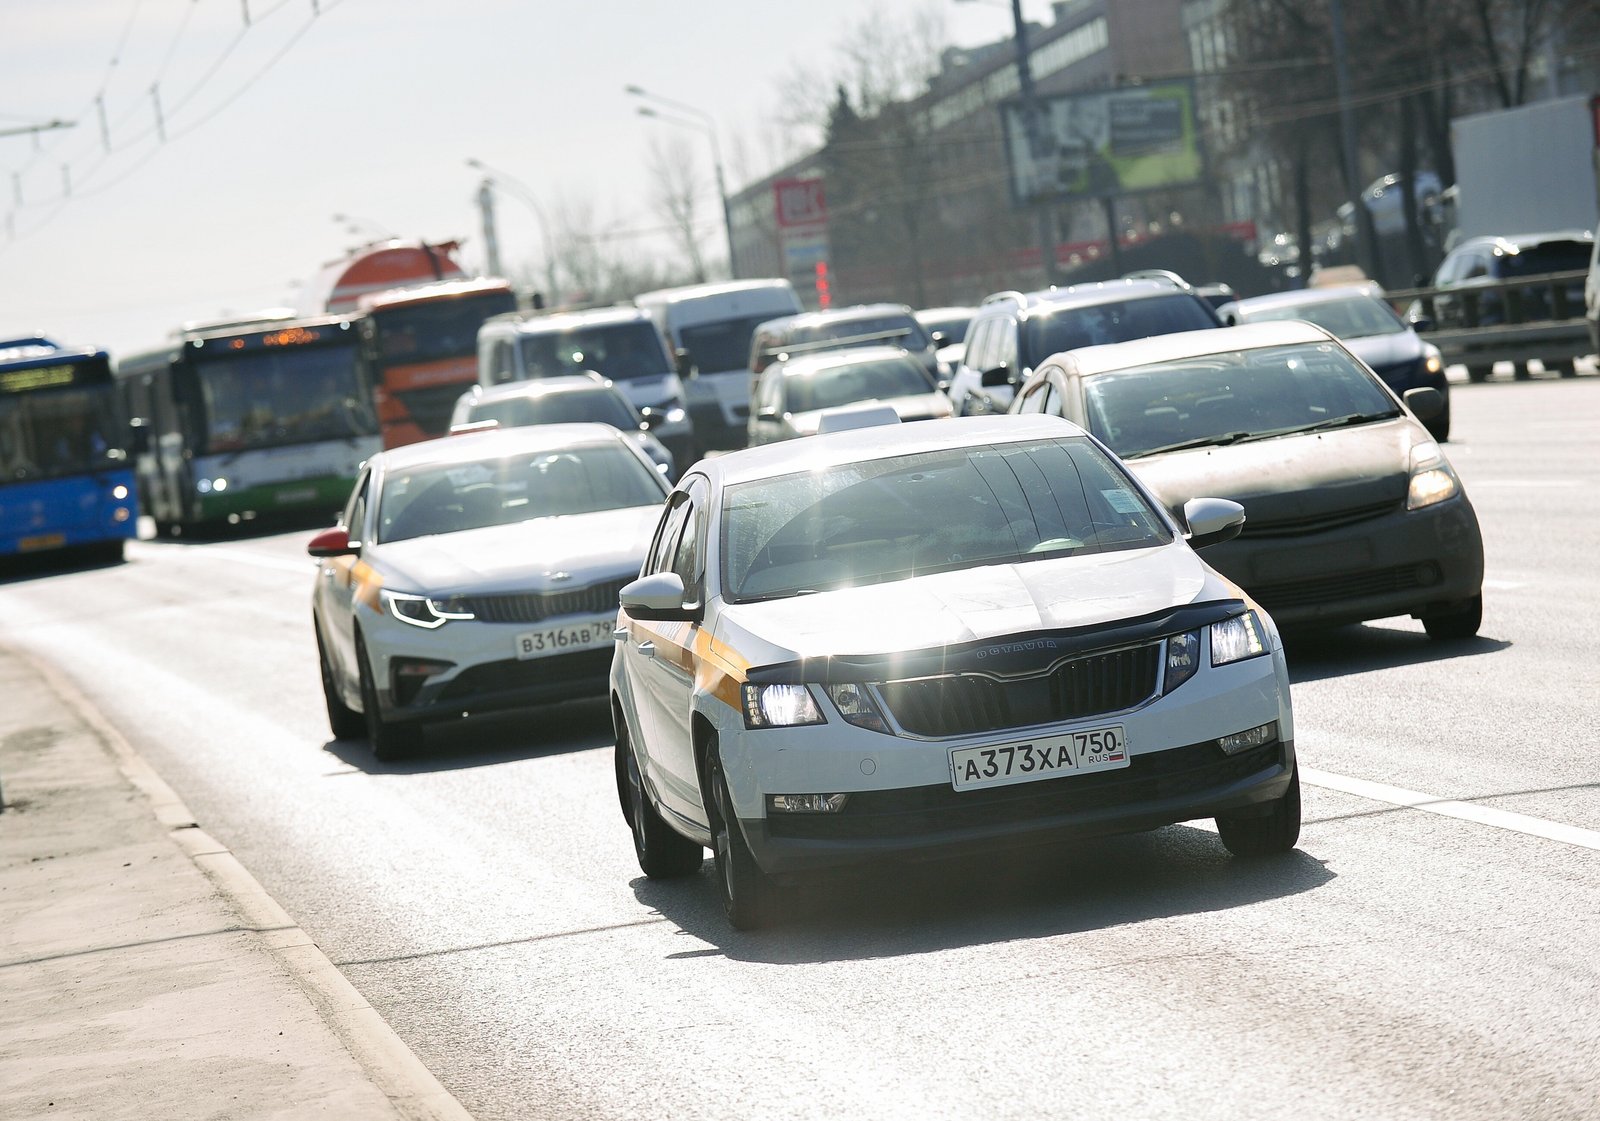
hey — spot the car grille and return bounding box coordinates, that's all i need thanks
[1252,561,1441,613]
[1238,499,1401,538]
[877,642,1162,738]
[434,648,614,704]
[460,578,630,624]
[766,740,1283,839]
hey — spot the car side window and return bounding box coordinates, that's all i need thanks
[964,318,993,371]
[1057,373,1086,425]
[996,318,1019,371]
[645,494,692,578]
[1463,253,1489,280]
[343,471,371,546]
[1015,379,1046,414]
[670,478,710,603]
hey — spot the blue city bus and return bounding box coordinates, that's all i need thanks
[0,337,139,562]
[116,312,380,534]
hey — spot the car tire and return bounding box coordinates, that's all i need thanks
[1421,593,1483,641]
[705,742,778,930]
[1216,766,1301,858]
[356,632,421,761]
[616,720,703,877]
[316,621,364,740]
[1466,365,1493,383]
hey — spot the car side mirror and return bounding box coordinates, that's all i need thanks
[307,526,357,558]
[757,406,781,422]
[620,572,698,622]
[1403,386,1444,422]
[1408,315,1435,333]
[980,365,1011,388]
[675,347,695,378]
[930,330,949,347]
[1183,497,1245,549]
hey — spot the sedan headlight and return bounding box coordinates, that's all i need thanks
[1211,611,1268,666]
[383,590,475,629]
[741,683,825,728]
[1407,441,1459,510]
[1423,346,1444,376]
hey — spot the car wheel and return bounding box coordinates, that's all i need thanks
[616,724,703,877]
[315,620,364,740]
[355,632,421,761]
[705,742,778,930]
[1216,766,1301,858]
[1421,593,1483,641]
[1466,365,1493,383]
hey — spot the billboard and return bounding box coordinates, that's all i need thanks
[1001,82,1202,205]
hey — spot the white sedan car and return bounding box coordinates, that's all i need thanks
[610,413,1299,929]
[309,423,670,759]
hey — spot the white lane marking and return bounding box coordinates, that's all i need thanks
[1301,766,1600,852]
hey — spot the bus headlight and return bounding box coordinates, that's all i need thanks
[196,477,229,494]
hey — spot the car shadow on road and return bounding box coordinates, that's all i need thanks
[319,697,613,775]
[1282,623,1510,684]
[632,825,1334,965]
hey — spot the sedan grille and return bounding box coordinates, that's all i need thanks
[459,577,630,624]
[878,642,1162,738]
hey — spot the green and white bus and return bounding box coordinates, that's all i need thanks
[116,311,379,534]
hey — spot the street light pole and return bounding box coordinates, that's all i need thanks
[625,85,740,278]
[465,158,558,304]
[1002,0,1059,285]
[1329,0,1379,281]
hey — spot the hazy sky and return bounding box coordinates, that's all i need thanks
[1,0,1054,356]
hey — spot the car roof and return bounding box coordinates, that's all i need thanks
[634,279,795,304]
[1049,321,1337,378]
[773,345,917,376]
[914,305,976,320]
[756,303,916,333]
[987,279,1198,318]
[373,423,626,473]
[468,374,615,405]
[697,414,1088,488]
[489,305,653,334]
[1229,286,1385,312]
[1455,229,1595,253]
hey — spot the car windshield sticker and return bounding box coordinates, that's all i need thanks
[1102,488,1144,514]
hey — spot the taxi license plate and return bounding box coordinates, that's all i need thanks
[515,616,614,660]
[951,726,1128,792]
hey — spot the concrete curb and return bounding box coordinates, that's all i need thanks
[27,653,476,1121]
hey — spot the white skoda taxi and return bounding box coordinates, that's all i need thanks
[610,413,1299,929]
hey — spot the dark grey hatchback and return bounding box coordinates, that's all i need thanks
[1009,320,1484,637]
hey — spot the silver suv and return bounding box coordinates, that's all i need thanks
[948,279,1221,415]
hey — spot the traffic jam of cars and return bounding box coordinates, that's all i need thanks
[299,271,1490,929]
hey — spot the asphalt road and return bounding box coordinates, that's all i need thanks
[3,372,1598,1120]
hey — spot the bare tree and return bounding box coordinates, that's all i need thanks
[646,134,708,283]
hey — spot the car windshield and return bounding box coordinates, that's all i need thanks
[1237,295,1406,339]
[721,436,1173,603]
[378,442,664,543]
[1082,342,1403,459]
[1023,295,1217,365]
[785,356,933,414]
[471,388,638,431]
[195,343,376,454]
[917,313,972,344]
[371,291,517,365]
[791,314,931,352]
[517,321,668,382]
[679,314,779,373]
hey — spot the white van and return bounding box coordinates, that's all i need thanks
[634,279,803,452]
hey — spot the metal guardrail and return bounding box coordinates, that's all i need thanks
[1385,269,1593,379]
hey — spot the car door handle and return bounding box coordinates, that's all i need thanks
[638,641,656,659]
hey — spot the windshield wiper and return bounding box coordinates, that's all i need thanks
[1293,411,1399,434]
[1139,431,1252,455]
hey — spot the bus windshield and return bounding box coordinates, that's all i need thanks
[517,322,669,382]
[372,291,517,365]
[0,384,125,481]
[195,343,376,455]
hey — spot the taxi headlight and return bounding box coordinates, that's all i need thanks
[1211,611,1268,666]
[825,682,890,733]
[1407,441,1459,510]
[1164,630,1202,693]
[741,683,824,729]
[383,590,475,629]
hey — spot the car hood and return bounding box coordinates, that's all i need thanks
[372,505,659,595]
[716,542,1229,665]
[1127,417,1420,527]
[790,393,952,435]
[1343,330,1422,369]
